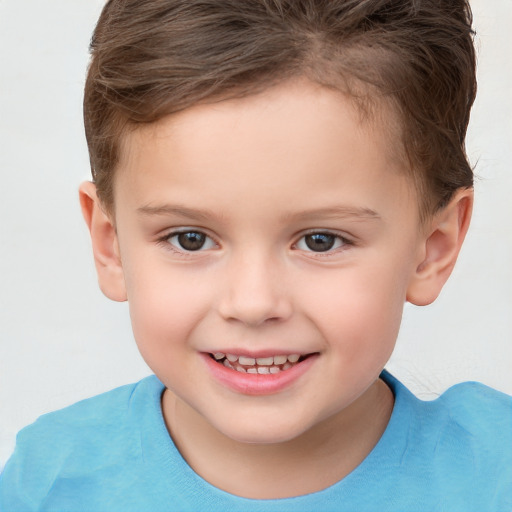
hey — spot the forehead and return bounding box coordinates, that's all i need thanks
[114,79,417,223]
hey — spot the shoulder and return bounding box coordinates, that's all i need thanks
[0,376,163,510]
[436,381,512,472]
[409,379,512,459]
[379,373,512,510]
[15,377,149,449]
[387,372,512,444]
[436,380,512,438]
[417,380,512,508]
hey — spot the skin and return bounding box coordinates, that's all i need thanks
[80,79,472,499]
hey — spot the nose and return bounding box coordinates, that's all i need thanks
[217,252,293,327]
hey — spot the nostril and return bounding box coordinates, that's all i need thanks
[217,276,293,327]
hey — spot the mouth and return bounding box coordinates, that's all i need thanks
[208,352,313,374]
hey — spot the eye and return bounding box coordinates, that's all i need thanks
[166,230,216,252]
[295,232,348,253]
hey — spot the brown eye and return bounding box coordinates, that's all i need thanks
[167,231,215,252]
[295,232,348,253]
[304,233,336,252]
[178,232,205,251]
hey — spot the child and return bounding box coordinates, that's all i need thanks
[1,0,511,510]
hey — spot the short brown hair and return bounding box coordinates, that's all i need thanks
[84,0,476,216]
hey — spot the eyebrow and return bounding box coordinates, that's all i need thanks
[284,206,381,222]
[137,204,217,222]
[137,203,381,222]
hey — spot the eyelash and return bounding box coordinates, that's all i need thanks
[293,231,354,256]
[156,229,354,256]
[156,229,218,256]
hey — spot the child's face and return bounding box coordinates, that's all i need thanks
[112,79,426,444]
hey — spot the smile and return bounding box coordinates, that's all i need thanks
[203,351,319,395]
[209,352,311,374]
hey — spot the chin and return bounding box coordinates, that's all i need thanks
[215,417,311,445]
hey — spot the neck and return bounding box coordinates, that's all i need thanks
[162,378,393,500]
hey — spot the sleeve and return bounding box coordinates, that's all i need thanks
[0,421,68,512]
[0,444,41,512]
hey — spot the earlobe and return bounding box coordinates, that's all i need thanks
[406,188,473,306]
[79,181,127,302]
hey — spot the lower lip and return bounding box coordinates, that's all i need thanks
[201,353,318,396]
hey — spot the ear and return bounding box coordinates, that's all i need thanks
[79,181,127,302]
[406,188,473,306]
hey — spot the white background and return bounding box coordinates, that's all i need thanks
[0,0,511,468]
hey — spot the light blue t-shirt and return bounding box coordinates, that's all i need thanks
[1,371,511,511]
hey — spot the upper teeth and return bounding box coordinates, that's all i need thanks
[213,353,301,366]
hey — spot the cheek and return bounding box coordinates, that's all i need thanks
[123,261,214,360]
[305,264,407,358]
